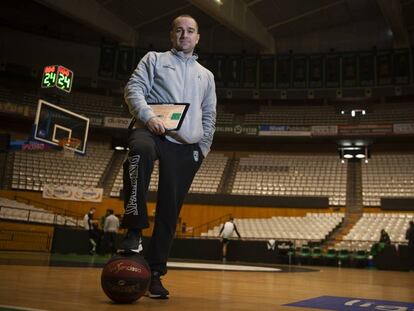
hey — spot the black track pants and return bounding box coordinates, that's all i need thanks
[121,128,203,274]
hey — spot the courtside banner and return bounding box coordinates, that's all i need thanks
[259,125,311,136]
[216,124,258,136]
[0,102,30,117]
[311,125,338,136]
[43,184,103,202]
[284,296,414,311]
[103,117,130,129]
[338,124,393,136]
[393,123,414,134]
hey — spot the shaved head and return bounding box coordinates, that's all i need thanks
[171,14,199,33]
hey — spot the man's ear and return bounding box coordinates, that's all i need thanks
[170,31,174,44]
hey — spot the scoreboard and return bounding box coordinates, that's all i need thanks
[41,65,73,93]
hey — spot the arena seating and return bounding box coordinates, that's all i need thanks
[231,154,347,206]
[66,92,128,117]
[336,213,414,251]
[243,102,414,126]
[0,84,128,117]
[362,153,414,206]
[0,197,80,226]
[202,213,344,244]
[11,142,113,191]
[3,83,414,127]
[244,105,340,125]
[216,105,235,124]
[110,153,229,197]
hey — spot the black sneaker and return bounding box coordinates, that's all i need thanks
[117,230,143,254]
[147,271,169,299]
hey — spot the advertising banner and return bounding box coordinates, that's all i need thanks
[308,55,324,88]
[359,51,375,86]
[393,49,410,85]
[311,125,338,136]
[325,54,340,88]
[393,123,414,134]
[103,117,131,129]
[216,124,258,136]
[338,124,393,136]
[276,54,292,89]
[98,44,117,78]
[342,53,358,87]
[292,55,307,88]
[242,56,258,88]
[259,55,275,88]
[43,184,103,202]
[259,125,311,136]
[377,50,393,85]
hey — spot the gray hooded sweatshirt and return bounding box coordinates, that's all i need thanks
[124,49,216,157]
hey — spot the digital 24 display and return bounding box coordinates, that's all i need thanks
[41,65,73,93]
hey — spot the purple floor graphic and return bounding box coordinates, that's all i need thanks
[284,295,414,311]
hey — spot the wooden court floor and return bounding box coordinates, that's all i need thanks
[0,253,413,311]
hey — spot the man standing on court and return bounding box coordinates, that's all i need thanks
[103,209,119,255]
[219,217,241,263]
[117,14,216,299]
[83,208,98,255]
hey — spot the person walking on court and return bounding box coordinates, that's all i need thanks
[83,208,98,255]
[219,217,241,263]
[103,209,119,255]
[117,14,216,299]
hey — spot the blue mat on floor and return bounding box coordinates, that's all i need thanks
[284,295,414,310]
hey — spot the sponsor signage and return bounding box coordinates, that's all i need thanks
[103,117,131,129]
[258,125,311,137]
[43,184,103,202]
[9,140,53,151]
[393,123,414,134]
[285,296,414,311]
[0,102,30,116]
[89,116,103,126]
[338,124,393,136]
[21,142,50,151]
[216,124,258,136]
[311,125,338,136]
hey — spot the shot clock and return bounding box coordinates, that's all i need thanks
[41,65,73,93]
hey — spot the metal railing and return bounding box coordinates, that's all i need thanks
[0,228,51,252]
[0,205,80,226]
[177,213,232,238]
[14,195,83,219]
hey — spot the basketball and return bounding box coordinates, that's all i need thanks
[101,254,151,303]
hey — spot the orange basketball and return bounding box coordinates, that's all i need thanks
[101,254,151,303]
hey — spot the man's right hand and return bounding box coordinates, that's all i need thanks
[146,117,166,135]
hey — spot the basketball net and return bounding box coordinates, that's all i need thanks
[58,138,81,158]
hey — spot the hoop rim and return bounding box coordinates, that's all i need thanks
[58,137,82,148]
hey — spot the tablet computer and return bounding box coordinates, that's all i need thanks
[149,103,189,131]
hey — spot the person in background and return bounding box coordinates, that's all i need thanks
[181,222,187,234]
[219,217,241,263]
[103,209,120,255]
[405,221,414,270]
[100,209,110,230]
[83,208,98,255]
[379,229,391,245]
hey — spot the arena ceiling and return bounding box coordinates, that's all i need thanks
[1,0,414,53]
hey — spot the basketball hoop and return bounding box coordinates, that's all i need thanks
[58,138,81,158]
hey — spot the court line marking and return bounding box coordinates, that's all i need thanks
[167,261,281,272]
[0,305,48,311]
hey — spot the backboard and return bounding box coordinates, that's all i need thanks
[33,99,89,154]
